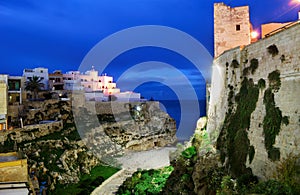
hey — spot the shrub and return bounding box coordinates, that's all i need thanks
[217,77,259,177]
[258,78,266,89]
[267,44,279,57]
[263,87,282,161]
[273,153,300,193]
[268,70,281,92]
[243,67,250,76]
[181,146,197,159]
[251,180,293,195]
[231,59,239,68]
[282,116,289,126]
[249,58,259,74]
[117,166,174,195]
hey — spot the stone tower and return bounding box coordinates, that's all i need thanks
[214,3,251,57]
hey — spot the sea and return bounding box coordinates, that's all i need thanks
[158,99,206,142]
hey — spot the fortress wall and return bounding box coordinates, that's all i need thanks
[207,23,300,179]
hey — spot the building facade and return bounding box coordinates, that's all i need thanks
[63,67,120,95]
[23,67,49,90]
[0,75,8,130]
[49,70,64,90]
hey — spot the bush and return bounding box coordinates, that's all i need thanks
[273,153,300,194]
[117,166,174,195]
[258,78,266,89]
[263,88,282,161]
[267,44,279,57]
[249,58,259,74]
[181,146,197,159]
[251,180,293,195]
[231,59,239,68]
[282,116,289,126]
[268,70,281,92]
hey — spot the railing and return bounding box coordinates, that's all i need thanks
[265,20,300,38]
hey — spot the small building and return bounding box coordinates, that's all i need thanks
[23,67,49,90]
[63,67,121,95]
[49,70,64,90]
[0,152,31,194]
[8,76,25,105]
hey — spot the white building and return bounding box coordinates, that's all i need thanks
[23,67,49,90]
[63,67,141,102]
[115,91,141,102]
[63,67,120,95]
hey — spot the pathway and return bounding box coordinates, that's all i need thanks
[91,147,176,195]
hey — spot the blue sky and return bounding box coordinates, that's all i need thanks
[0,0,299,100]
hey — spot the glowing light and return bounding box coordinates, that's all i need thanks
[290,0,300,5]
[251,31,259,39]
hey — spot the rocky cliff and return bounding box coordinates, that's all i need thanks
[0,99,176,188]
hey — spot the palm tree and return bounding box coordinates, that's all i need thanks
[25,76,45,100]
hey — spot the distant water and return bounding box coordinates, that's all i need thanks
[158,99,206,142]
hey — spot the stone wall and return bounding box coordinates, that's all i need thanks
[207,23,300,179]
[0,121,63,143]
[214,3,251,57]
[93,101,160,115]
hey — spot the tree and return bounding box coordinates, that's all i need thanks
[25,76,45,100]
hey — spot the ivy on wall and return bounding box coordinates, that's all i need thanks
[262,70,289,161]
[217,77,259,177]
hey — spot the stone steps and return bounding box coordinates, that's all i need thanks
[91,169,135,195]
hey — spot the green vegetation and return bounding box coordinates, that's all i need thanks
[262,70,285,161]
[263,88,282,161]
[181,146,197,159]
[25,76,45,99]
[231,59,239,68]
[267,44,279,57]
[52,165,119,195]
[273,153,300,193]
[207,154,300,195]
[268,70,281,92]
[192,130,212,152]
[282,116,290,126]
[242,67,250,76]
[117,166,174,195]
[217,77,259,177]
[249,58,259,74]
[243,58,259,76]
[258,78,266,89]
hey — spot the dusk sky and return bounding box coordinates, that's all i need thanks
[1,0,300,100]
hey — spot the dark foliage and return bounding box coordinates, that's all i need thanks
[267,44,279,57]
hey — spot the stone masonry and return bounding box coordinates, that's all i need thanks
[214,3,251,57]
[207,22,300,180]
